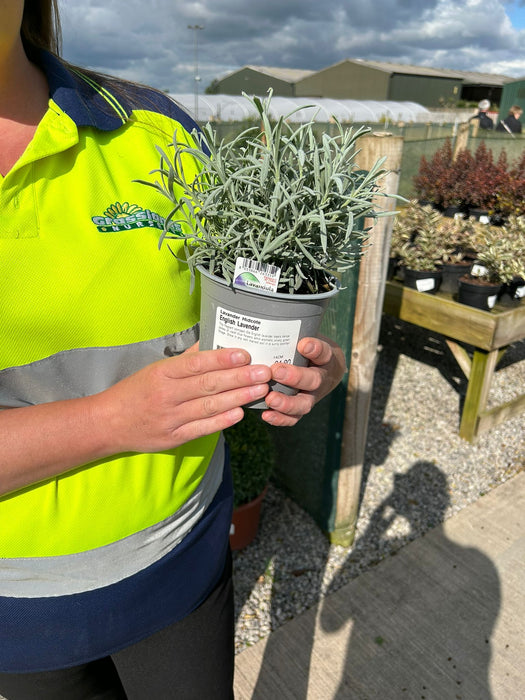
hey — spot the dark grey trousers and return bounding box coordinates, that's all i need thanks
[0,555,234,700]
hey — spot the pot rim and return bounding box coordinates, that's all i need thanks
[458,274,501,289]
[197,264,340,301]
[402,267,442,276]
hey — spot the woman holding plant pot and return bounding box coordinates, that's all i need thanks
[0,2,346,698]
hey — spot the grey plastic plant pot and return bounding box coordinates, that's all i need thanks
[197,265,339,409]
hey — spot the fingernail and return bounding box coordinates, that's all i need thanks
[267,393,282,408]
[303,342,314,355]
[229,407,244,424]
[273,365,288,380]
[250,366,268,381]
[231,350,248,364]
[253,383,268,396]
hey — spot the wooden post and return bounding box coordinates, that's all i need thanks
[459,348,499,442]
[330,133,404,546]
[453,121,471,159]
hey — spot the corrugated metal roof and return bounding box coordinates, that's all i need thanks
[239,65,315,83]
[452,69,515,86]
[297,59,514,85]
[219,60,514,88]
[315,58,463,79]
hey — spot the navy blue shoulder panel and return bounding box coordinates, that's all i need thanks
[40,51,202,140]
[115,81,202,138]
[40,51,120,130]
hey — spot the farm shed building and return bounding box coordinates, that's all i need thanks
[294,59,462,106]
[211,65,314,97]
[212,60,513,108]
[454,69,511,105]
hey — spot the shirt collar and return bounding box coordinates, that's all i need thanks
[39,51,131,131]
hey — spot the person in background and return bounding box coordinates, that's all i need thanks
[496,104,523,134]
[0,1,346,699]
[469,99,494,130]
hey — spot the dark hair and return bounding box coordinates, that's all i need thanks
[21,0,62,59]
[20,1,195,128]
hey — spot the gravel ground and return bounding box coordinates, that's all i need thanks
[232,313,525,653]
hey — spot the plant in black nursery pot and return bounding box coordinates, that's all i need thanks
[436,216,477,293]
[391,201,443,293]
[491,151,525,222]
[491,216,525,304]
[458,222,525,310]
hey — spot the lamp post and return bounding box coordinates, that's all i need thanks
[187,24,204,120]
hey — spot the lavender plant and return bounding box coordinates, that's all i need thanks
[139,91,392,294]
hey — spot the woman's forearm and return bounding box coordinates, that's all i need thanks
[0,346,272,497]
[0,394,115,496]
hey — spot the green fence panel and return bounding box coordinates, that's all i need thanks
[398,137,449,200]
[267,259,361,534]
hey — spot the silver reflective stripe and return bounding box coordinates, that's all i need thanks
[0,325,199,408]
[0,435,224,598]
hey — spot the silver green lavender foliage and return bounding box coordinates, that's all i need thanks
[140,91,391,294]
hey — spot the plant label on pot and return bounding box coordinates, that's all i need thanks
[213,306,300,367]
[487,294,498,309]
[233,257,281,294]
[416,278,437,292]
[471,264,488,277]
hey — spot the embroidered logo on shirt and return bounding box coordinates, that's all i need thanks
[92,201,183,235]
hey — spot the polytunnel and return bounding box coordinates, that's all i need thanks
[169,93,431,123]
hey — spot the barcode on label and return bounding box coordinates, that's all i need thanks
[241,259,280,276]
[234,256,281,293]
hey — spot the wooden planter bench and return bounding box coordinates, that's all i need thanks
[383,280,525,442]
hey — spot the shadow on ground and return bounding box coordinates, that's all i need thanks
[233,313,519,698]
[245,462,499,699]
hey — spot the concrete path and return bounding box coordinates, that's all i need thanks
[234,471,525,700]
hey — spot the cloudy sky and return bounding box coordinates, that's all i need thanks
[58,0,525,94]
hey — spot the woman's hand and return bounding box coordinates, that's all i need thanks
[100,344,272,453]
[261,335,346,427]
[0,345,271,495]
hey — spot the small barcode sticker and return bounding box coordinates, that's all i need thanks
[233,257,281,293]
